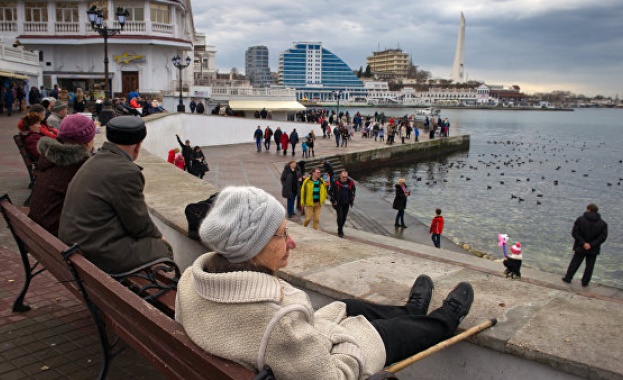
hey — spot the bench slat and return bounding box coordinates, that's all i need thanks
[67,253,255,380]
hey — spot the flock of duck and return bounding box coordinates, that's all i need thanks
[412,138,622,206]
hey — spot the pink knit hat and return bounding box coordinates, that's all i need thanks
[57,114,99,144]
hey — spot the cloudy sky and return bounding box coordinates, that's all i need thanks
[191,0,623,97]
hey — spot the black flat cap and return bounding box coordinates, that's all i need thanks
[106,116,147,145]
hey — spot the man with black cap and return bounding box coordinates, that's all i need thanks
[59,116,173,274]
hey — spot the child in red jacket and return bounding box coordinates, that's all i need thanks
[429,208,444,248]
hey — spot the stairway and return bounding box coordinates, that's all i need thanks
[298,155,345,176]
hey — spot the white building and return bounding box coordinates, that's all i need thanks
[0,0,194,97]
[0,42,41,86]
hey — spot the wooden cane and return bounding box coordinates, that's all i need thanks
[384,318,497,374]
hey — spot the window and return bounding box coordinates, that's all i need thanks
[25,2,48,22]
[116,2,144,21]
[150,4,169,23]
[55,2,79,22]
[0,3,16,22]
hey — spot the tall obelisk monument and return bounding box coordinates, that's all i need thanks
[450,12,466,83]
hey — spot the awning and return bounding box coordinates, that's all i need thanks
[0,71,29,80]
[228,100,306,111]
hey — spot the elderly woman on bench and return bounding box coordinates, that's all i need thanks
[176,186,474,380]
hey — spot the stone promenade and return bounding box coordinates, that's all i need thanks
[3,112,623,379]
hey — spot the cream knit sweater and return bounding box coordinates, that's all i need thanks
[175,253,386,380]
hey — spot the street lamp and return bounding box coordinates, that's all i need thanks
[333,90,343,123]
[87,6,128,101]
[172,55,192,112]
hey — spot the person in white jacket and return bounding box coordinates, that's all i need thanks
[175,186,475,380]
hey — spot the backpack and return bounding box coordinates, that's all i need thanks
[184,192,219,240]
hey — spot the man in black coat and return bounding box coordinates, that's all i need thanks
[274,127,282,153]
[176,134,194,171]
[331,171,356,238]
[289,128,299,156]
[562,203,608,287]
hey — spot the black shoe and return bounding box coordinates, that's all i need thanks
[562,277,571,284]
[442,282,474,323]
[338,231,344,238]
[394,223,401,227]
[407,275,434,315]
[400,225,408,228]
[581,282,589,287]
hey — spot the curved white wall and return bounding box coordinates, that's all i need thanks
[142,114,322,160]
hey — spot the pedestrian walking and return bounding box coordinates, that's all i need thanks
[300,168,327,230]
[280,161,301,218]
[280,130,289,155]
[264,126,273,151]
[331,171,356,238]
[562,203,608,287]
[392,178,410,228]
[254,126,263,152]
[290,128,299,156]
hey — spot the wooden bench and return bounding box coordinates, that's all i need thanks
[0,194,258,380]
[12,134,37,206]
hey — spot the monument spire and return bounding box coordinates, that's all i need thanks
[450,12,466,83]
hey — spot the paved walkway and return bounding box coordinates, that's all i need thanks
[201,128,466,253]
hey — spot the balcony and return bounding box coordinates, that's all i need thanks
[152,22,173,35]
[0,22,17,32]
[55,22,79,35]
[24,22,48,34]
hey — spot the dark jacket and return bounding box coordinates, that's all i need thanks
[22,131,42,160]
[392,184,409,210]
[28,137,90,236]
[331,178,356,206]
[274,129,282,143]
[290,131,299,145]
[176,135,194,169]
[58,142,172,274]
[196,102,205,114]
[280,164,301,199]
[572,211,608,255]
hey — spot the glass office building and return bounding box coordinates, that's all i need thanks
[245,46,274,88]
[278,42,366,101]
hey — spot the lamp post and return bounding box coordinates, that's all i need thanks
[334,90,343,123]
[172,55,192,112]
[87,6,128,101]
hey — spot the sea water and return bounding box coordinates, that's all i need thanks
[341,107,623,289]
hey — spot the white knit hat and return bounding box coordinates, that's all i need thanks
[199,186,285,263]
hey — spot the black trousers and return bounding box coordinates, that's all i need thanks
[343,299,458,366]
[336,203,350,233]
[565,251,597,285]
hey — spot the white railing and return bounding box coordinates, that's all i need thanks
[0,21,17,32]
[55,22,79,34]
[152,22,173,35]
[24,22,48,33]
[0,44,40,65]
[210,87,298,99]
[114,20,146,33]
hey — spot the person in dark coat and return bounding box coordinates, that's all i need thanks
[331,171,356,238]
[4,86,15,116]
[28,86,41,106]
[189,98,197,113]
[190,146,209,179]
[562,203,608,287]
[59,116,173,274]
[274,127,282,152]
[176,134,194,171]
[280,161,301,218]
[28,114,96,236]
[196,100,205,114]
[289,128,299,156]
[392,178,410,228]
